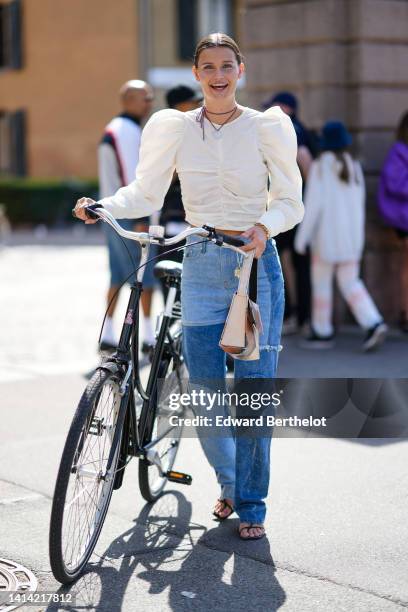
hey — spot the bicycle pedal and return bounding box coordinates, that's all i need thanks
[165,470,192,485]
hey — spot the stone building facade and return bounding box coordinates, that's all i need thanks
[241,0,408,321]
[0,0,406,318]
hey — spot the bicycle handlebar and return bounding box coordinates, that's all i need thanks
[79,205,249,257]
[214,231,245,248]
[83,203,101,220]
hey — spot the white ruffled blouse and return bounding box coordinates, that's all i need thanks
[99,105,304,237]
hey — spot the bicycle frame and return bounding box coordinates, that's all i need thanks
[49,208,253,584]
[86,207,249,487]
[104,241,183,489]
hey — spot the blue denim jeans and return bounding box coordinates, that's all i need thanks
[103,220,157,288]
[181,236,284,523]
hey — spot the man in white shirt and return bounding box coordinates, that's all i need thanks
[98,80,156,350]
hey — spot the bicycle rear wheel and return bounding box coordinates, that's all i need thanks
[49,367,125,583]
[139,353,187,502]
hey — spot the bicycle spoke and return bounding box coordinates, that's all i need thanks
[64,480,95,509]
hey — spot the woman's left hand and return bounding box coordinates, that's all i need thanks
[240,225,268,259]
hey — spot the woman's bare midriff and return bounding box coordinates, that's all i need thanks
[190,224,244,236]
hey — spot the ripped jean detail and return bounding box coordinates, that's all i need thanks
[181,239,285,523]
[260,344,283,352]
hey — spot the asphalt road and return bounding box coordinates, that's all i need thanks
[1,231,407,611]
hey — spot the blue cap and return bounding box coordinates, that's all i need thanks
[320,121,352,151]
[262,91,298,112]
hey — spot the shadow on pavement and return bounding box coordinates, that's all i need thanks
[46,490,286,611]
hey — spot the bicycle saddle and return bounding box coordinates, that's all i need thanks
[153,260,183,280]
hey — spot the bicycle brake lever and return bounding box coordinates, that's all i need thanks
[71,204,103,220]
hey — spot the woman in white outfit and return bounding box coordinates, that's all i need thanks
[295,121,387,351]
[74,33,303,541]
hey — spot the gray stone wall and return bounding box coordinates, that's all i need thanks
[241,0,408,322]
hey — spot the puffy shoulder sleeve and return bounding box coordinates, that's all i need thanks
[99,109,185,218]
[256,106,304,236]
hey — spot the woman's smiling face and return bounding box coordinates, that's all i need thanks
[193,46,244,103]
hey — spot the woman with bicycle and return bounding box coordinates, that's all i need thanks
[75,33,303,541]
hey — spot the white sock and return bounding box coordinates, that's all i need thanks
[143,316,155,343]
[101,316,116,344]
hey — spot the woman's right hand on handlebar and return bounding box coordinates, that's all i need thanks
[73,197,99,224]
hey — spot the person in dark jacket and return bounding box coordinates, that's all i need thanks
[160,85,202,241]
[158,86,202,299]
[262,92,314,334]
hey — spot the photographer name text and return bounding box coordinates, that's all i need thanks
[168,415,327,428]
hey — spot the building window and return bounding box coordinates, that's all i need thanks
[177,0,198,62]
[0,0,23,70]
[197,0,234,40]
[177,0,234,62]
[0,110,27,176]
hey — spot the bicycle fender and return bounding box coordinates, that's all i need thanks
[99,361,121,376]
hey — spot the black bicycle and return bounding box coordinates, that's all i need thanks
[49,206,246,584]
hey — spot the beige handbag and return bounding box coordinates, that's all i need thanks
[219,250,263,361]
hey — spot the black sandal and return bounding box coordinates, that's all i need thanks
[238,523,265,540]
[213,498,234,521]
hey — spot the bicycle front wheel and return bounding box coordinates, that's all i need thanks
[49,367,125,583]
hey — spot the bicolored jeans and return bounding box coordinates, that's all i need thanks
[181,235,284,523]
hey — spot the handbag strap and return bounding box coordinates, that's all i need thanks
[237,250,257,302]
[249,257,258,302]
